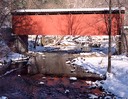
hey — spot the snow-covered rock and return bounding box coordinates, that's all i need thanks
[0,96,8,99]
[69,77,77,81]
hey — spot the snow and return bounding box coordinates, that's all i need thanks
[65,89,70,94]
[69,77,77,81]
[8,52,29,62]
[18,74,21,77]
[0,96,8,99]
[13,7,125,13]
[39,81,45,85]
[70,54,128,98]
[0,52,28,65]
[88,94,98,99]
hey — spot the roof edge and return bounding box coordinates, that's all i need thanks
[12,7,125,15]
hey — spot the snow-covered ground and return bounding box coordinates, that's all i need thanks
[28,35,117,53]
[69,53,128,98]
[0,52,28,63]
[8,52,29,62]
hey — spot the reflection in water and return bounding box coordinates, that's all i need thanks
[28,52,102,80]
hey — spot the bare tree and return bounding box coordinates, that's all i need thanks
[116,0,128,55]
[107,0,112,73]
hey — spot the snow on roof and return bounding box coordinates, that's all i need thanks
[14,7,125,12]
[12,7,125,15]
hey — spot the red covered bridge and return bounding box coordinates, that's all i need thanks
[12,7,125,36]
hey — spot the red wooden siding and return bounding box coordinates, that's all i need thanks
[12,14,124,35]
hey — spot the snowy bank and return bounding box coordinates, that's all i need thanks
[70,53,128,98]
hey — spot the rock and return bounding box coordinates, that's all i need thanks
[18,74,21,77]
[0,96,8,99]
[0,62,10,75]
[39,81,45,85]
[69,77,77,81]
[65,89,70,96]
[42,77,46,79]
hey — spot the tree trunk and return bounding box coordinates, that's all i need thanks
[107,0,112,73]
[34,35,38,48]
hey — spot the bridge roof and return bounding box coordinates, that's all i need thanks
[12,7,125,15]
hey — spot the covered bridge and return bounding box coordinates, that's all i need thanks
[11,7,125,52]
[12,7,125,36]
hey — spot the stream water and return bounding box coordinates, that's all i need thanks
[0,52,116,98]
[28,52,103,80]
